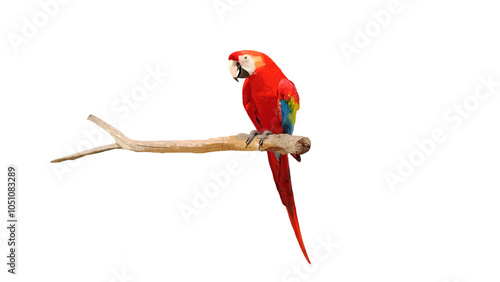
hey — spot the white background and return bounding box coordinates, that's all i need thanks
[1,0,500,281]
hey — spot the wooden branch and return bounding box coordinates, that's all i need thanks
[51,115,311,163]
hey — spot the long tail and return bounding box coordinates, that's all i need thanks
[267,152,310,263]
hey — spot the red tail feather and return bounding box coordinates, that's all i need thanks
[267,152,310,263]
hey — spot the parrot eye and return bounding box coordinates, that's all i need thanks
[243,56,248,60]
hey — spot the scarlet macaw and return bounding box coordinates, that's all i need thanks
[228,50,310,263]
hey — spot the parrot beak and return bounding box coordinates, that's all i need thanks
[229,60,250,82]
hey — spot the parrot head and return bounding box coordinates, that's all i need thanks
[228,50,269,82]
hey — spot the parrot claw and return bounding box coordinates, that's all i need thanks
[258,130,274,149]
[246,130,261,148]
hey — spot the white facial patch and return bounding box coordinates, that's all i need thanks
[239,54,256,75]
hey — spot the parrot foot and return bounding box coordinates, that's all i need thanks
[246,130,261,148]
[258,130,274,149]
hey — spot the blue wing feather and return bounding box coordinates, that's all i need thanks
[281,99,295,135]
[278,79,299,135]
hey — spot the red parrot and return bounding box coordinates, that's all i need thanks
[228,50,310,263]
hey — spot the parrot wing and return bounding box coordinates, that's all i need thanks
[278,79,300,135]
[267,78,310,263]
[278,79,301,162]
